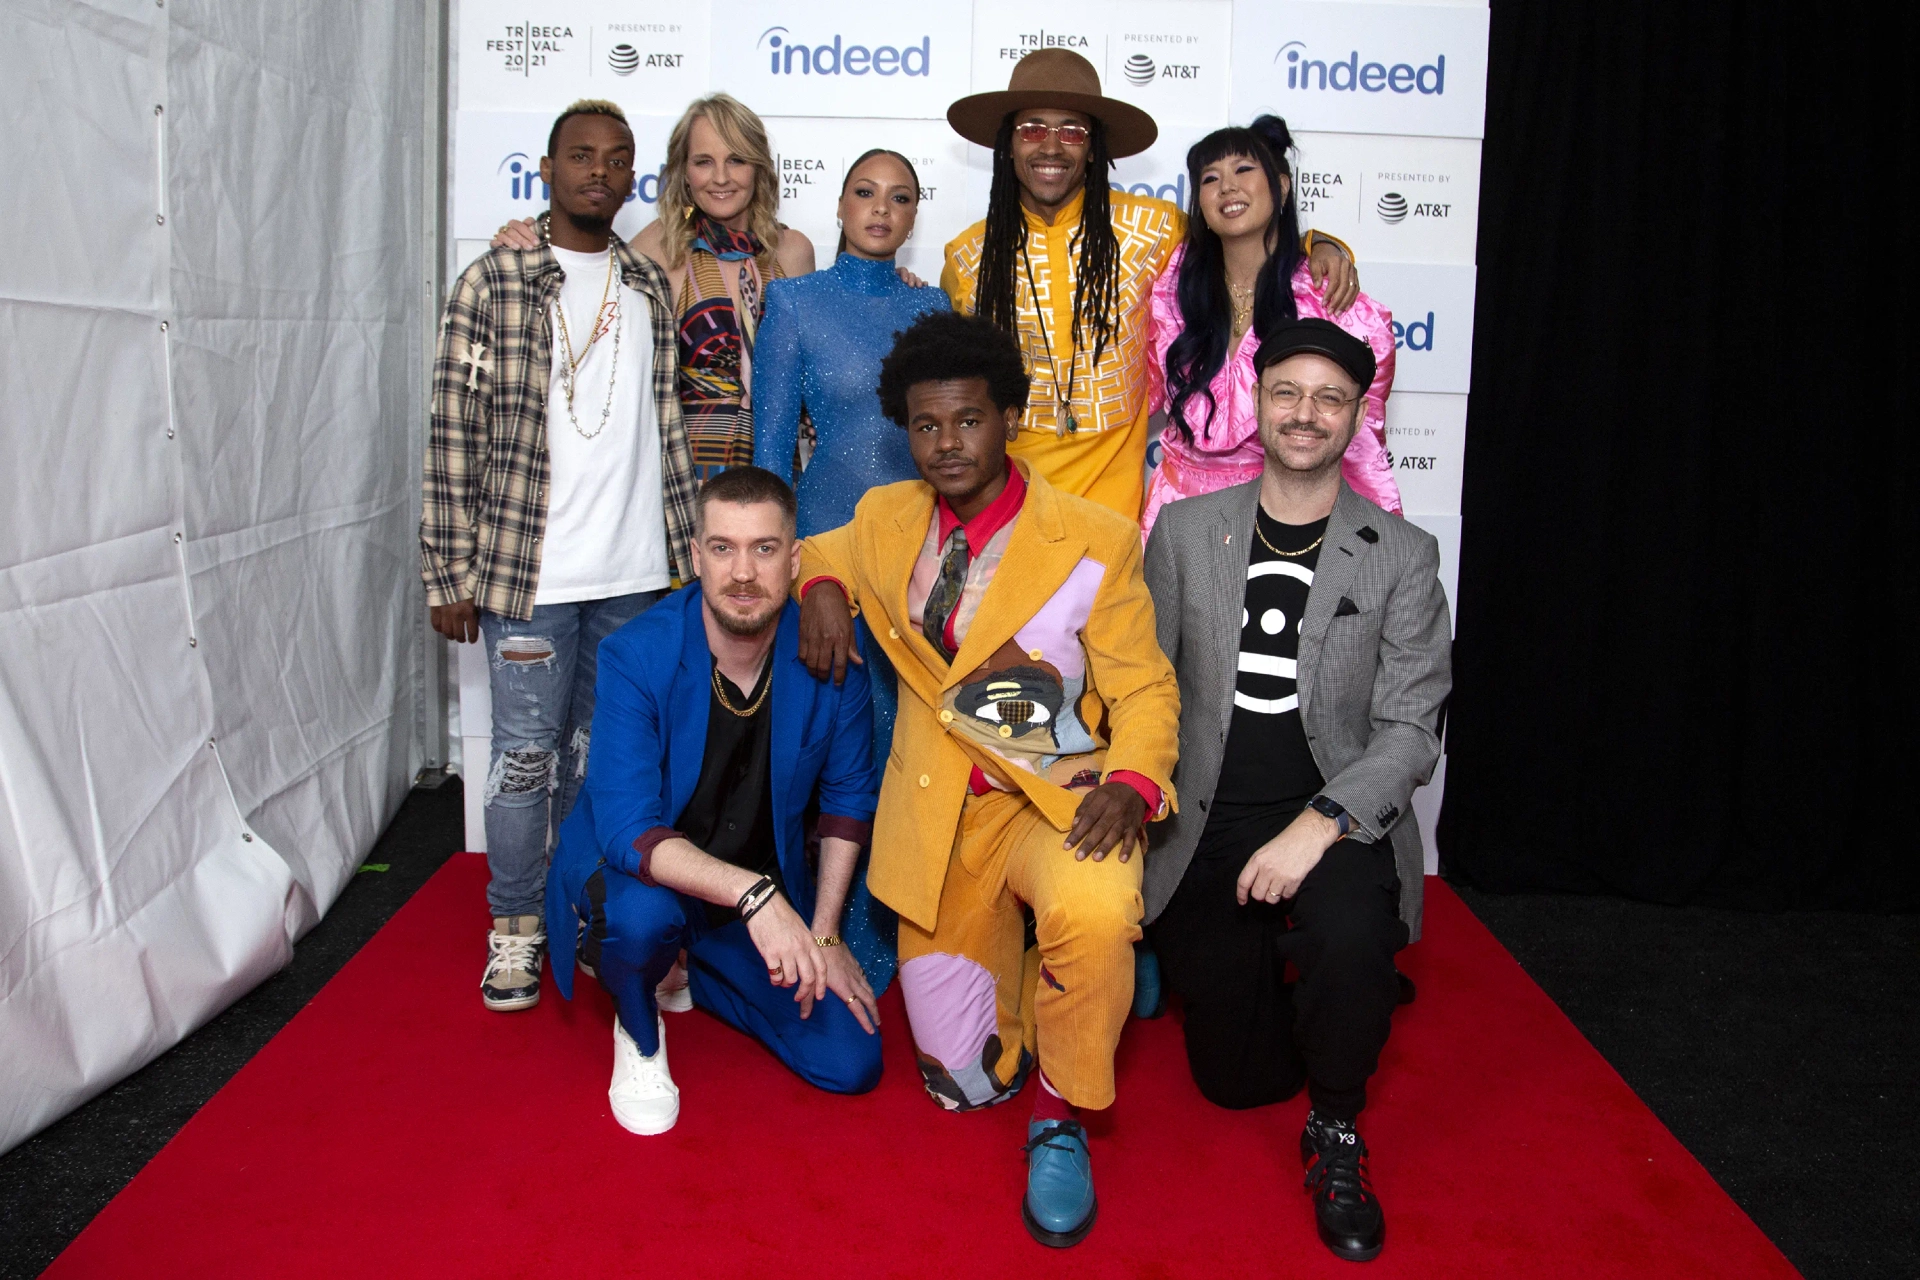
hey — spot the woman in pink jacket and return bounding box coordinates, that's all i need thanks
[1144,116,1399,536]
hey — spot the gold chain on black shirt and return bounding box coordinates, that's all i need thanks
[712,661,771,717]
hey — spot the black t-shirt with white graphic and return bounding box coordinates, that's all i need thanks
[1197,508,1329,859]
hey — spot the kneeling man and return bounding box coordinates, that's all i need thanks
[798,312,1179,1247]
[1143,319,1451,1263]
[547,467,883,1136]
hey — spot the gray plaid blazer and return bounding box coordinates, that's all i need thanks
[1142,480,1451,939]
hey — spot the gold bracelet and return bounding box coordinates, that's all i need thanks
[813,934,841,948]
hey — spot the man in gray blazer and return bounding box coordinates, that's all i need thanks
[1142,318,1451,1264]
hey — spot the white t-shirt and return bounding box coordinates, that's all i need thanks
[534,243,669,605]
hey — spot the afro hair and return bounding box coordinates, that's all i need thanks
[875,311,1031,428]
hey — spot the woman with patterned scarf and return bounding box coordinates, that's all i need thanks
[495,94,816,475]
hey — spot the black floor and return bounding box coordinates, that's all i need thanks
[3,784,1914,1278]
[1450,885,1920,1280]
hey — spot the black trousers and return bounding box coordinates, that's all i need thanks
[1151,829,1407,1120]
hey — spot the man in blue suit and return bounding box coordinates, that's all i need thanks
[547,466,883,1135]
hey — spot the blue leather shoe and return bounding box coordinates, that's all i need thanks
[1132,944,1166,1019]
[1022,1119,1098,1247]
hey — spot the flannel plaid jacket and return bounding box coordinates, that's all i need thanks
[422,212,697,621]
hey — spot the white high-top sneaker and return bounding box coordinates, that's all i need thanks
[655,955,693,1013]
[609,1014,679,1135]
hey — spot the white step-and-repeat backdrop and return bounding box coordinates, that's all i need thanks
[446,0,1487,868]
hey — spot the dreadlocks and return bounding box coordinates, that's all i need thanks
[973,114,1123,377]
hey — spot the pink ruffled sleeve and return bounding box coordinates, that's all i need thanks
[1293,262,1402,515]
[1146,242,1187,416]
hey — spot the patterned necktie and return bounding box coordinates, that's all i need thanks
[921,528,970,662]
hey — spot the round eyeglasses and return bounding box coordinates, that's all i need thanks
[1263,384,1363,416]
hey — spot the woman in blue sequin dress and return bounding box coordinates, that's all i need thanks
[753,151,949,993]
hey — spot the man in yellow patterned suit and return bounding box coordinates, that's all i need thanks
[798,312,1179,1248]
[942,49,1357,522]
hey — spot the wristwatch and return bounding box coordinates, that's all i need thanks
[1308,795,1351,837]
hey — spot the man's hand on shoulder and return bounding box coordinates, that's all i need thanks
[1065,781,1148,863]
[430,599,478,643]
[492,218,539,251]
[1237,807,1343,905]
[798,580,862,685]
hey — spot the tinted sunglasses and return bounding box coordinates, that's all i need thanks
[1013,121,1092,147]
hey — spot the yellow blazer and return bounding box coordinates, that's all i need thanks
[798,461,1180,932]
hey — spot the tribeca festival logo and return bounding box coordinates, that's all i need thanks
[757,26,931,76]
[485,23,572,76]
[1275,41,1446,95]
[998,29,1092,63]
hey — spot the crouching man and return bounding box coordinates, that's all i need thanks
[547,467,883,1135]
[1143,319,1451,1263]
[797,312,1179,1247]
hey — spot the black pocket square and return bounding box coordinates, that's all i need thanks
[1334,596,1360,617]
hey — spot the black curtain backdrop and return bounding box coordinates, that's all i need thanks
[1439,1,1918,910]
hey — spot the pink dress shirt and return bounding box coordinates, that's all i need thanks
[1142,245,1401,536]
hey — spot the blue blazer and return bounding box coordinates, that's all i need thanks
[546,585,878,996]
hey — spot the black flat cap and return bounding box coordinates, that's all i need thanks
[1254,317,1376,390]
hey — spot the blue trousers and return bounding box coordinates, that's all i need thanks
[573,864,883,1095]
[477,591,664,916]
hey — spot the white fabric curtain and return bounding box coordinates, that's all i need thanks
[0,0,427,1155]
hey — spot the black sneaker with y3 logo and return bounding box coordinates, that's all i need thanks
[1301,1110,1385,1261]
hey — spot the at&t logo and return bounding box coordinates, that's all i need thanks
[1375,192,1451,223]
[1277,42,1446,95]
[758,26,931,76]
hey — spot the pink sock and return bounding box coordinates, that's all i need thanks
[1032,1070,1076,1124]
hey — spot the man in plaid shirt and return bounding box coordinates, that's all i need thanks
[423,99,698,1012]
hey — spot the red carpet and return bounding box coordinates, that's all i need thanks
[50,857,1798,1278]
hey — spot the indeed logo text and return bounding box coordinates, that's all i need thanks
[499,152,661,206]
[1111,174,1187,208]
[758,27,931,76]
[1391,312,1435,351]
[1277,43,1445,95]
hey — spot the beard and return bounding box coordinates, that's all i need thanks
[709,587,783,637]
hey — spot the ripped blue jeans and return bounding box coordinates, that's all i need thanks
[478,591,665,916]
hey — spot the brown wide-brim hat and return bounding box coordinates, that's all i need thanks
[947,48,1158,158]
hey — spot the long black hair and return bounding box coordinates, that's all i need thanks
[1164,115,1302,442]
[973,114,1121,378]
[835,148,921,256]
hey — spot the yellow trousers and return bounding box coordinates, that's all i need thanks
[896,788,1143,1111]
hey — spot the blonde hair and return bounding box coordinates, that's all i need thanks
[658,93,782,268]
[546,99,630,158]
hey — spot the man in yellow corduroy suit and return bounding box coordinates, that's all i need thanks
[796,312,1178,1248]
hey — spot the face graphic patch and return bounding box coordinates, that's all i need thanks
[954,642,1067,745]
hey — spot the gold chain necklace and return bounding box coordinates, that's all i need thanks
[1255,517,1325,559]
[1228,278,1255,342]
[553,245,622,440]
[712,661,772,718]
